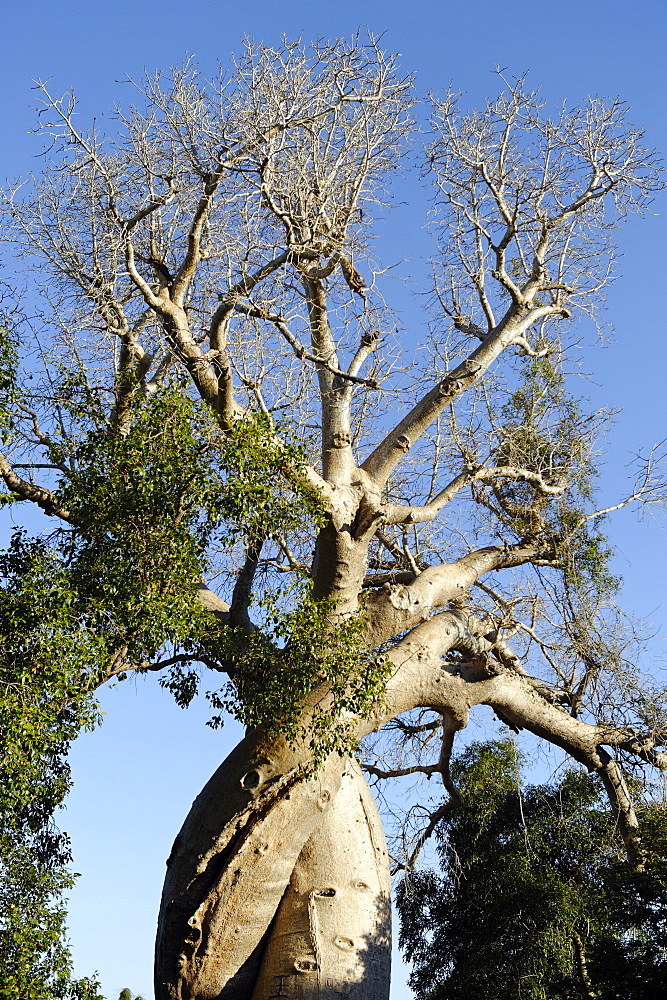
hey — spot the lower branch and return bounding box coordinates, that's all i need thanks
[367,611,657,868]
[363,538,558,643]
[595,749,644,867]
[0,453,74,522]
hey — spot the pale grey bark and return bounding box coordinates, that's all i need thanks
[155,729,346,1000]
[250,761,391,1000]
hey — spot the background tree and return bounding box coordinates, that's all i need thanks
[398,740,667,1000]
[0,528,103,1000]
[0,34,665,1000]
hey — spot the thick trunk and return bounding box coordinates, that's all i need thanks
[155,739,391,1000]
[250,760,391,1000]
[154,729,348,1000]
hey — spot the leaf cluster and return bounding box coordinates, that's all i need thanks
[52,386,226,665]
[398,740,667,1000]
[0,536,103,999]
[491,353,599,537]
[0,533,101,817]
[206,588,390,768]
[0,324,20,447]
[6,386,326,679]
[0,840,103,1000]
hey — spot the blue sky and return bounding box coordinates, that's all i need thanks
[1,1,666,997]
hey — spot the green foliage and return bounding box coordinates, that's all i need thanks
[212,411,328,542]
[398,740,667,1000]
[53,378,325,546]
[0,382,330,992]
[52,387,223,665]
[499,353,621,595]
[557,508,620,597]
[39,382,378,759]
[493,352,612,576]
[0,536,103,999]
[0,842,103,1000]
[0,380,333,763]
[0,373,382,776]
[0,533,101,824]
[2,385,326,687]
[0,324,20,446]
[496,353,595,518]
[206,587,390,768]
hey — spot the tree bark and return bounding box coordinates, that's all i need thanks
[250,760,391,1000]
[154,730,347,1000]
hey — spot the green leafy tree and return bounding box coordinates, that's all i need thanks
[0,35,665,1000]
[398,741,667,1000]
[0,533,103,999]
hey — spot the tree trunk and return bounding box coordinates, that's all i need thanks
[250,760,391,1000]
[154,731,390,1000]
[154,728,344,1000]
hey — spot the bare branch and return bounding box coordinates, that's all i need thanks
[385,464,567,525]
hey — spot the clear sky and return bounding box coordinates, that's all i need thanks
[1,1,666,998]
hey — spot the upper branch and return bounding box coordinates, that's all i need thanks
[361,301,567,487]
[232,302,379,388]
[384,464,567,525]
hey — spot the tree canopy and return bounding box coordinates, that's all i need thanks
[398,740,667,1000]
[0,33,665,1000]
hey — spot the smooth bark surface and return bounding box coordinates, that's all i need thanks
[250,762,391,1000]
[155,733,346,1000]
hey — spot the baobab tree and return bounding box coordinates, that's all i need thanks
[0,34,665,1000]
